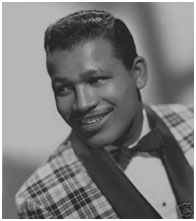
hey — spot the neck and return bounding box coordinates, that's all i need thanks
[113,103,144,147]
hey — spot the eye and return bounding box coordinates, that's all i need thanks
[88,77,109,86]
[54,85,74,97]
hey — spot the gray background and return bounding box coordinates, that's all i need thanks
[3,2,193,218]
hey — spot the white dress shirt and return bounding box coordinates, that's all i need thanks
[124,110,179,218]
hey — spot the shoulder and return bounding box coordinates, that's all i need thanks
[15,140,117,218]
[149,104,193,166]
[150,104,193,143]
[15,141,85,218]
[16,141,78,195]
[150,103,193,123]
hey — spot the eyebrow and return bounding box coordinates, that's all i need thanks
[52,69,114,84]
[80,69,114,78]
[52,77,71,85]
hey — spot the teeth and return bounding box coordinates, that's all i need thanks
[81,113,107,124]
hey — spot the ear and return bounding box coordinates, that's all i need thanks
[132,56,148,89]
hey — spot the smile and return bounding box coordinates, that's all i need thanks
[80,112,109,125]
[73,109,113,132]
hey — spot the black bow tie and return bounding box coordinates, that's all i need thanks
[110,128,164,170]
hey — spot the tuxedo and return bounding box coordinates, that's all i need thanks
[15,104,193,219]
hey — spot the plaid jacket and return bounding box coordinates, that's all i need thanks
[15,104,194,218]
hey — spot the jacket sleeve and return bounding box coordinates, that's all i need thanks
[16,197,53,219]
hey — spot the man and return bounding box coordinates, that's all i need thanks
[15,10,193,219]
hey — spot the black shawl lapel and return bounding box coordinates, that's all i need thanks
[145,105,194,218]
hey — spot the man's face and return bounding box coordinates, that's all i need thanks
[47,39,145,148]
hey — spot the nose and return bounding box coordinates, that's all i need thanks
[73,85,98,113]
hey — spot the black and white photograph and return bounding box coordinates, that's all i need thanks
[3,2,194,219]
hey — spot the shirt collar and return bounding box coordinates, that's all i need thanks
[104,108,151,152]
[128,108,151,149]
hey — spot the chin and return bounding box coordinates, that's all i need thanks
[85,132,117,149]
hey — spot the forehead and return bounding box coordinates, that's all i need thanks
[46,38,117,71]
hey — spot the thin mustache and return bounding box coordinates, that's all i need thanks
[70,108,113,121]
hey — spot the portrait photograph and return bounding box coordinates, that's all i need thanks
[3,2,193,219]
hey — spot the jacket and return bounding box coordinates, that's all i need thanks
[15,104,194,218]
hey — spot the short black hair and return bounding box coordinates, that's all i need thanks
[44,9,138,70]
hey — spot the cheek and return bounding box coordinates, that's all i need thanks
[102,79,139,129]
[101,78,137,107]
[55,97,73,120]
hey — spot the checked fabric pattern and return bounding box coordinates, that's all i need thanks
[151,104,193,166]
[15,144,118,219]
[15,104,194,218]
